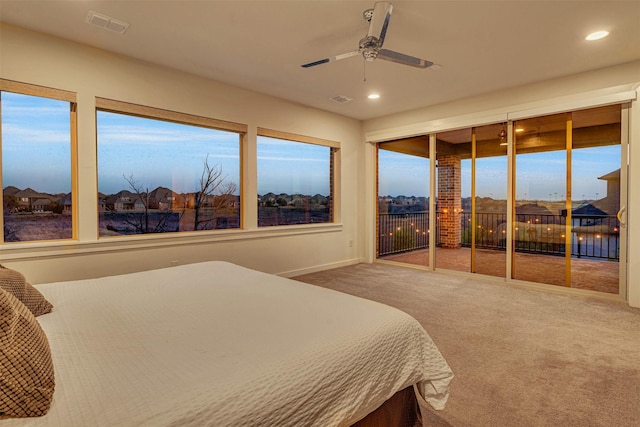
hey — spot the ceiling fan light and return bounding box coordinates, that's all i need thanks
[363,51,378,61]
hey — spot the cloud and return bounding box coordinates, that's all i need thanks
[3,105,68,115]
[257,156,327,163]
[2,92,69,116]
[97,124,238,146]
[1,123,69,145]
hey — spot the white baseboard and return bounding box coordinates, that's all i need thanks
[277,257,366,278]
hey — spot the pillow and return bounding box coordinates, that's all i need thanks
[0,265,52,317]
[0,289,55,418]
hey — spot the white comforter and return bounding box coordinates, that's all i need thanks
[5,261,453,426]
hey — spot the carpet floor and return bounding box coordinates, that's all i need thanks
[294,263,640,427]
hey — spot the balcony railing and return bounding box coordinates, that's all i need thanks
[378,211,429,256]
[378,211,620,260]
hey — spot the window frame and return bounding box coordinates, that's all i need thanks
[95,97,247,237]
[256,127,340,227]
[0,79,78,244]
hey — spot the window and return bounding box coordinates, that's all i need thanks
[257,129,337,226]
[96,99,245,236]
[1,80,76,243]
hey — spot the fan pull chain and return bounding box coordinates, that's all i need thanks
[363,60,367,82]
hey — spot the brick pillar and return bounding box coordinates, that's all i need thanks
[437,155,461,248]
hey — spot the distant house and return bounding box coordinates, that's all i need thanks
[58,193,73,215]
[32,198,52,212]
[311,194,328,205]
[15,188,41,210]
[3,187,56,212]
[148,187,184,211]
[290,194,308,208]
[572,169,620,217]
[2,186,20,212]
[185,192,239,210]
[258,193,277,207]
[104,190,146,212]
[572,203,608,217]
[3,186,20,197]
[226,195,240,209]
[185,192,212,209]
[97,193,107,212]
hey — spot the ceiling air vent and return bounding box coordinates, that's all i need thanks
[329,95,353,104]
[86,10,129,34]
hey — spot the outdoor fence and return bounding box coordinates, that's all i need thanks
[378,211,620,260]
[378,211,430,256]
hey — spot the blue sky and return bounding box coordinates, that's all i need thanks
[378,149,430,197]
[1,92,71,194]
[512,146,619,200]
[380,145,619,200]
[1,93,330,197]
[97,111,240,195]
[2,92,621,201]
[257,136,330,196]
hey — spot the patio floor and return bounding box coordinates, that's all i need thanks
[379,247,619,294]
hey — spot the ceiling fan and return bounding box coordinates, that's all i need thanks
[301,1,436,69]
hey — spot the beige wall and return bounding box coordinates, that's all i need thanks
[363,61,640,134]
[0,23,366,282]
[364,61,640,307]
[2,23,639,307]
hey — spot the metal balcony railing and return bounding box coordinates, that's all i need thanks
[378,211,620,260]
[378,212,429,256]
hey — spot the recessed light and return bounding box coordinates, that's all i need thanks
[586,30,609,41]
[368,93,380,100]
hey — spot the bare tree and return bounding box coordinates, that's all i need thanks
[3,222,19,242]
[121,174,152,234]
[104,156,235,234]
[193,155,238,230]
[3,194,18,212]
[117,174,180,234]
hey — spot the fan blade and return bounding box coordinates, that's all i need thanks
[367,1,393,47]
[378,49,436,69]
[301,50,360,68]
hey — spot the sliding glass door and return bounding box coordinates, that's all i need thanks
[473,124,508,278]
[512,112,569,286]
[512,105,622,293]
[433,124,507,277]
[377,139,430,267]
[570,106,622,293]
[375,104,626,296]
[434,128,471,272]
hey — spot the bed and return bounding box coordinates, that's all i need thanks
[1,261,453,426]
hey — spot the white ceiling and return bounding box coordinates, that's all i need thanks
[1,0,639,121]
